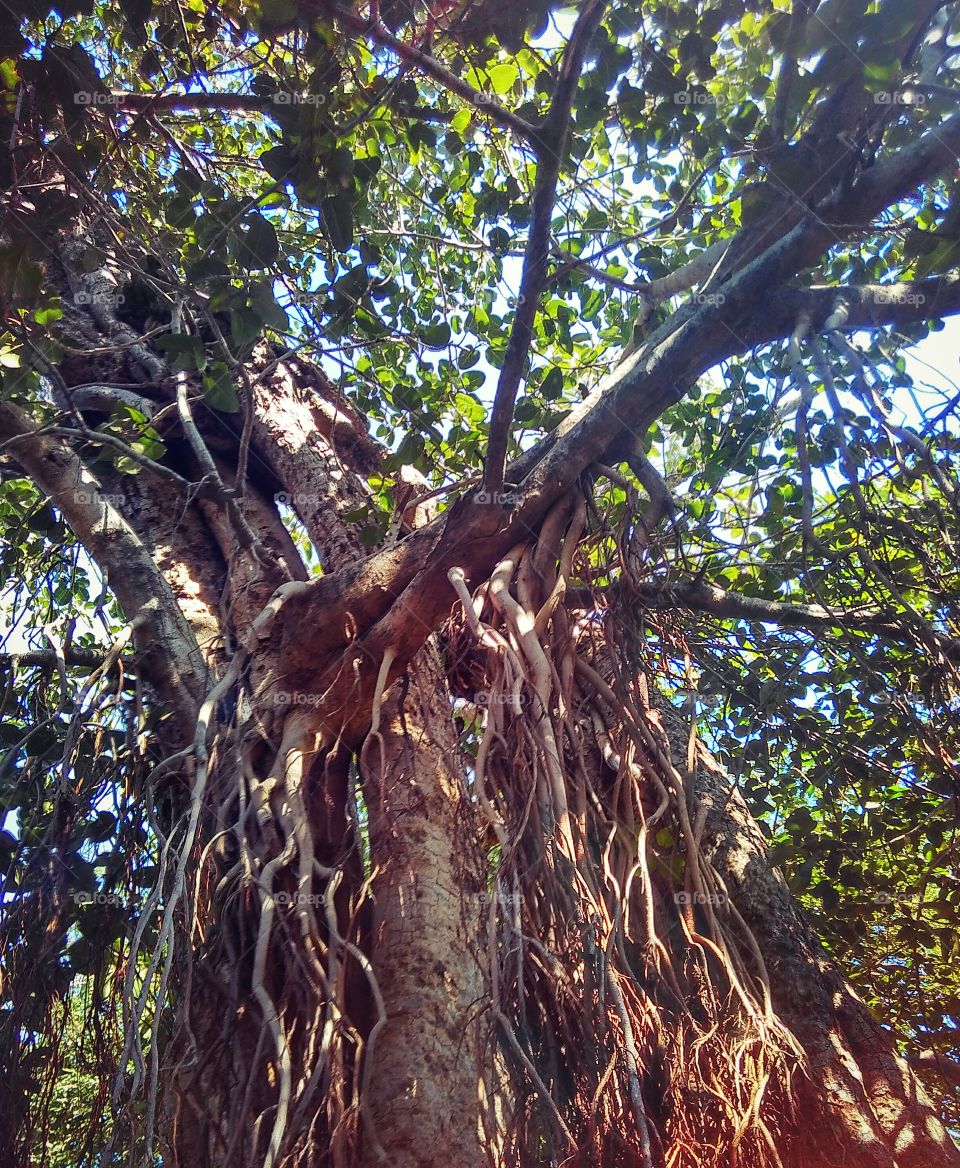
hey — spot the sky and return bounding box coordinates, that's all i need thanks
[903,316,960,428]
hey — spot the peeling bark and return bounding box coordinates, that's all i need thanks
[246,350,380,567]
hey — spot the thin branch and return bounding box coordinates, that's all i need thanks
[114,87,459,133]
[335,10,541,147]
[565,576,960,658]
[624,579,889,630]
[112,92,270,115]
[174,376,286,575]
[483,0,607,496]
[0,646,114,670]
[551,238,730,305]
[624,447,679,543]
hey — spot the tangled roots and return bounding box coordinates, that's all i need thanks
[98,488,805,1168]
[447,491,804,1167]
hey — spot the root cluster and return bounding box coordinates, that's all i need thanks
[448,491,804,1166]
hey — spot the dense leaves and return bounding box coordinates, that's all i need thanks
[1,0,960,1155]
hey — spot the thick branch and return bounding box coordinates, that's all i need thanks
[842,111,960,223]
[244,347,384,568]
[520,111,960,505]
[761,275,960,336]
[273,111,960,743]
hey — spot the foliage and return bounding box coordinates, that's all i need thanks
[1,0,959,1158]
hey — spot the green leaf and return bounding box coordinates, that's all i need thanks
[187,256,231,283]
[420,321,451,348]
[154,334,206,372]
[487,63,518,95]
[260,144,298,181]
[321,192,354,252]
[202,363,240,412]
[541,367,564,400]
[234,213,280,269]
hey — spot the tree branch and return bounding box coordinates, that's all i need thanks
[764,274,960,335]
[113,92,273,115]
[335,10,541,147]
[0,646,113,670]
[0,399,207,728]
[517,110,960,504]
[268,110,960,744]
[570,576,960,659]
[841,110,960,224]
[483,0,607,496]
[907,1051,960,1087]
[110,79,521,139]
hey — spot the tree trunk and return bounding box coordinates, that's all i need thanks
[692,743,960,1167]
[359,641,485,1168]
[2,236,957,1168]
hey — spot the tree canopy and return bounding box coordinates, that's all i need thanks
[1,0,960,1164]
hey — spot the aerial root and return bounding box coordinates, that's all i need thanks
[111,600,382,1167]
[448,489,803,1166]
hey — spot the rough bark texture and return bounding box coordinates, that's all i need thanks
[360,641,486,1168]
[3,230,958,1168]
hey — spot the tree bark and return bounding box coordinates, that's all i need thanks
[359,641,486,1168]
[4,238,958,1168]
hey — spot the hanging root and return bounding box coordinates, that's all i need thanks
[89,488,805,1168]
[104,586,382,1168]
[447,488,805,1167]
